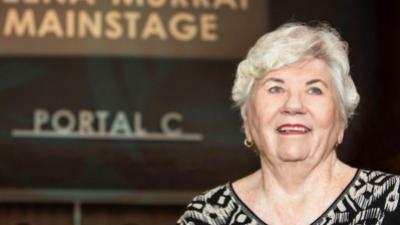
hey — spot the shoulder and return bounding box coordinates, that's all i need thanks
[350,169,400,217]
[353,169,400,196]
[355,169,400,188]
[184,183,233,212]
[358,168,400,178]
[354,169,400,224]
[176,183,243,225]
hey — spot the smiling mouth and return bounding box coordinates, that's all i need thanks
[276,124,311,135]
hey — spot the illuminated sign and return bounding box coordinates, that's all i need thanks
[12,109,203,141]
[0,0,268,58]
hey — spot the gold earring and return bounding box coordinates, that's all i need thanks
[244,139,253,148]
[334,142,340,149]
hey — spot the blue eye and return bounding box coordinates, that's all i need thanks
[307,87,323,95]
[268,86,284,93]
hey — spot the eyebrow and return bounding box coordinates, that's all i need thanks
[261,77,329,87]
[261,77,284,85]
[306,79,328,87]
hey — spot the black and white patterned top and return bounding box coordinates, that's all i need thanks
[177,169,400,225]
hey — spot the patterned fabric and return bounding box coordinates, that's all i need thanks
[176,169,400,225]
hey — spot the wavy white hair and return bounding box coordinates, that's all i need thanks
[232,22,360,127]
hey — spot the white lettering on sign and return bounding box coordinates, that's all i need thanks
[3,9,219,41]
[2,0,249,9]
[12,109,204,142]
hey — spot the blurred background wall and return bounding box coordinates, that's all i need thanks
[0,0,399,224]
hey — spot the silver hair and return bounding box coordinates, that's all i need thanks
[232,22,360,127]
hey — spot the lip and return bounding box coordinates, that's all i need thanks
[276,123,311,135]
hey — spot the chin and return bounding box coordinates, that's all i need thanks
[278,156,309,162]
[277,149,309,162]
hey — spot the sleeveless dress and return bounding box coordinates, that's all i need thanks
[176,169,400,225]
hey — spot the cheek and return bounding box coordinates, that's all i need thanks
[250,95,282,127]
[309,99,339,129]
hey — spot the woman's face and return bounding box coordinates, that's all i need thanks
[244,58,344,164]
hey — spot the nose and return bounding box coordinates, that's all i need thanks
[282,91,305,115]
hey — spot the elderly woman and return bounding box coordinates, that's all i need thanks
[176,22,400,225]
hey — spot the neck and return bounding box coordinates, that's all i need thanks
[258,152,347,198]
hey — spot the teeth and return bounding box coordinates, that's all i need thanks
[277,126,310,132]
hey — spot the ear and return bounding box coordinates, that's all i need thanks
[337,123,345,145]
[243,119,252,141]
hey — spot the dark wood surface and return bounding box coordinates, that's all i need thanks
[0,203,184,225]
